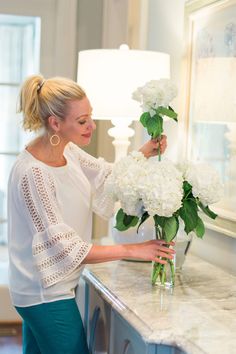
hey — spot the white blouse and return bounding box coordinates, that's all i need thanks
[7,142,113,307]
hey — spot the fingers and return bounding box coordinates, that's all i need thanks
[161,134,167,141]
[159,135,167,153]
[157,246,175,255]
[151,134,167,142]
[133,239,175,262]
[146,241,175,262]
[155,251,174,260]
[151,135,167,144]
[150,135,167,155]
[149,240,175,248]
[140,136,167,158]
[156,240,175,246]
[153,257,167,264]
[151,242,175,253]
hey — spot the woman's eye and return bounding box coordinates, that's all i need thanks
[79,120,86,125]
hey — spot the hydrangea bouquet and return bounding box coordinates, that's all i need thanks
[105,79,223,287]
[132,79,178,161]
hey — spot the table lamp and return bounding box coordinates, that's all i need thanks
[77,44,170,161]
[191,57,236,211]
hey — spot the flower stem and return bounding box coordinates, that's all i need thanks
[161,266,166,285]
[151,262,162,285]
[157,135,161,162]
[169,259,175,285]
[151,224,175,287]
[158,147,161,161]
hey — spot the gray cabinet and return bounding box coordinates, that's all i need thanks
[83,280,186,354]
[109,310,150,354]
[84,282,111,354]
[110,310,185,354]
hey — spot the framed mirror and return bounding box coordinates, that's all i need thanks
[184,0,236,237]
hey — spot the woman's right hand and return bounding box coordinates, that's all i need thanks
[125,240,175,264]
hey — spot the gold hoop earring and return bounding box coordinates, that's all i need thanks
[50,134,60,146]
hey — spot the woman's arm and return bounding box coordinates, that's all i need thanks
[19,165,92,288]
[82,240,175,265]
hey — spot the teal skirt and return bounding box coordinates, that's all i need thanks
[16,298,89,354]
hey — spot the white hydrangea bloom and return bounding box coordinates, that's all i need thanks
[139,160,183,217]
[104,152,146,217]
[184,162,224,205]
[132,79,178,113]
[105,154,184,218]
[176,160,191,179]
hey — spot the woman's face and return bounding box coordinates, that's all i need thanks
[59,97,96,146]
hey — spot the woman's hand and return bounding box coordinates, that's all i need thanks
[139,135,167,158]
[126,240,175,264]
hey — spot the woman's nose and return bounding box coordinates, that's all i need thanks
[91,120,96,131]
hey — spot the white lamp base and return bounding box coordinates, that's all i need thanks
[101,118,136,244]
[108,118,134,162]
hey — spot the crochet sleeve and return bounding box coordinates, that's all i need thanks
[19,166,92,288]
[69,143,115,219]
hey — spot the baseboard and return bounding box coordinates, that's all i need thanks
[0,323,22,337]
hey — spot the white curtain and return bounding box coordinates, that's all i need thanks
[0,15,40,243]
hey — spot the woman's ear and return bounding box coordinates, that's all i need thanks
[48,115,61,132]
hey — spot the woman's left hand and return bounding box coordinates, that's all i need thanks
[139,135,167,158]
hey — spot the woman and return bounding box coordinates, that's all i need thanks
[7,75,175,354]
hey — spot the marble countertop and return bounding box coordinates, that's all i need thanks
[82,255,236,354]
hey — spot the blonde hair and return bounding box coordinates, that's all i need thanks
[19,75,86,131]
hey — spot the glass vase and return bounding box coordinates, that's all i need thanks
[151,256,176,288]
[151,226,176,288]
[175,221,193,272]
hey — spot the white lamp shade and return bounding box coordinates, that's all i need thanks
[192,57,236,123]
[77,47,170,120]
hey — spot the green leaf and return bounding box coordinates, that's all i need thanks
[146,115,163,138]
[115,209,127,231]
[123,214,139,227]
[153,215,179,242]
[194,216,205,238]
[163,216,179,242]
[169,106,178,122]
[137,212,150,233]
[115,209,139,231]
[140,112,150,128]
[156,106,178,121]
[183,181,192,195]
[179,199,198,234]
[182,181,194,200]
[198,201,217,219]
[153,215,165,228]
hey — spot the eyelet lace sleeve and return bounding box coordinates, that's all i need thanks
[20,166,92,288]
[68,143,115,219]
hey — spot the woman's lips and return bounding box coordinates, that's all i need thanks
[82,133,92,138]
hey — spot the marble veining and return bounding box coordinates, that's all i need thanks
[82,255,236,354]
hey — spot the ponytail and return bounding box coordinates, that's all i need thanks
[19,75,45,131]
[18,74,86,132]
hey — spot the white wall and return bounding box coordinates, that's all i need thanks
[146,0,185,162]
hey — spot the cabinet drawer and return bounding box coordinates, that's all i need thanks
[109,310,186,354]
[86,283,111,354]
[110,309,148,354]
